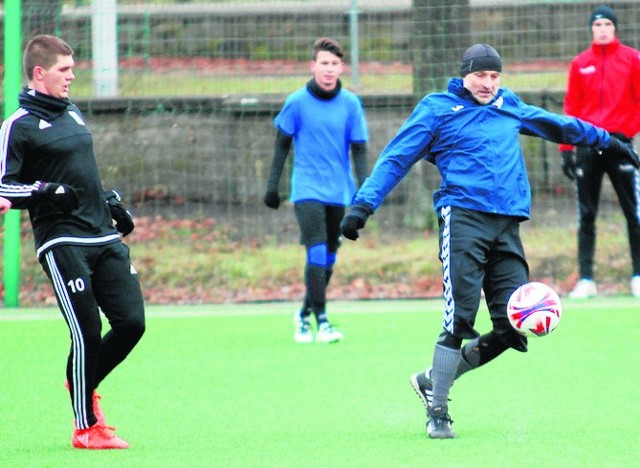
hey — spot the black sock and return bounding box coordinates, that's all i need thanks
[301,267,333,317]
[455,332,509,379]
[304,264,326,322]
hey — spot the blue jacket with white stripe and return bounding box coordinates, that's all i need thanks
[353,78,611,220]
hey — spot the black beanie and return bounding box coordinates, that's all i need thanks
[589,5,617,28]
[460,43,502,77]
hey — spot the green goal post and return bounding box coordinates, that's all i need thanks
[3,0,23,307]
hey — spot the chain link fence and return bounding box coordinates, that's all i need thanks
[3,0,636,241]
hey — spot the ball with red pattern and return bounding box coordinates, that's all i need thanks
[507,282,562,337]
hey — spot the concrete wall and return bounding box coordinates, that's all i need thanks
[75,91,575,239]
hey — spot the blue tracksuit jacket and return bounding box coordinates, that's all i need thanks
[353,78,611,220]
[275,86,369,206]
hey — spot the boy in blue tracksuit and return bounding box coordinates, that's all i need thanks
[264,38,368,344]
[340,44,639,438]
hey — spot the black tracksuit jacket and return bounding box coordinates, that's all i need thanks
[0,88,120,258]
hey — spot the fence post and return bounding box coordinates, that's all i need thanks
[349,0,360,90]
[3,0,22,307]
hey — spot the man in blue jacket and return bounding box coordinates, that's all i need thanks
[340,44,639,439]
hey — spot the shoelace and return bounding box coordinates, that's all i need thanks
[95,424,119,437]
[436,414,454,424]
[76,423,117,436]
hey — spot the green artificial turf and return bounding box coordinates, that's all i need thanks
[0,298,638,467]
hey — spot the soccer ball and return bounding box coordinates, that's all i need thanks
[507,282,562,337]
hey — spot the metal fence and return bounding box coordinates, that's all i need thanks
[2,0,636,240]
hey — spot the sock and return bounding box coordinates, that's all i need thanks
[299,308,311,319]
[325,267,334,288]
[455,338,479,379]
[301,267,333,317]
[431,344,461,409]
[304,264,326,323]
[455,333,509,379]
[316,311,328,324]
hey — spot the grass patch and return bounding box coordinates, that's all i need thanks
[0,298,638,466]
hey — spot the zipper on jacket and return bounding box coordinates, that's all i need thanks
[599,45,606,122]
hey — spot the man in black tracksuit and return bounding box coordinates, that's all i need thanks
[0,35,144,449]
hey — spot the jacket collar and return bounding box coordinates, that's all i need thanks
[306,78,342,100]
[590,36,621,56]
[447,77,503,105]
[18,87,70,120]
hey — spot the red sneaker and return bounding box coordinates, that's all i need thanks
[71,423,129,449]
[64,380,107,426]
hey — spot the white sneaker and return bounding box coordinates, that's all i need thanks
[293,313,313,343]
[569,279,597,299]
[631,276,640,298]
[316,322,343,343]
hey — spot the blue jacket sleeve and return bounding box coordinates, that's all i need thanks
[516,94,610,150]
[353,101,436,211]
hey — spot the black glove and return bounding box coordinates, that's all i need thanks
[105,190,134,236]
[340,203,374,241]
[32,182,79,213]
[263,191,280,209]
[561,151,576,180]
[607,136,640,169]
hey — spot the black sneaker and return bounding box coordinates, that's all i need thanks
[410,368,433,413]
[427,405,455,439]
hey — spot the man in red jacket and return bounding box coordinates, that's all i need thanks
[560,5,640,299]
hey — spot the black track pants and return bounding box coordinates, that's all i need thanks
[40,242,145,429]
[575,146,640,278]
